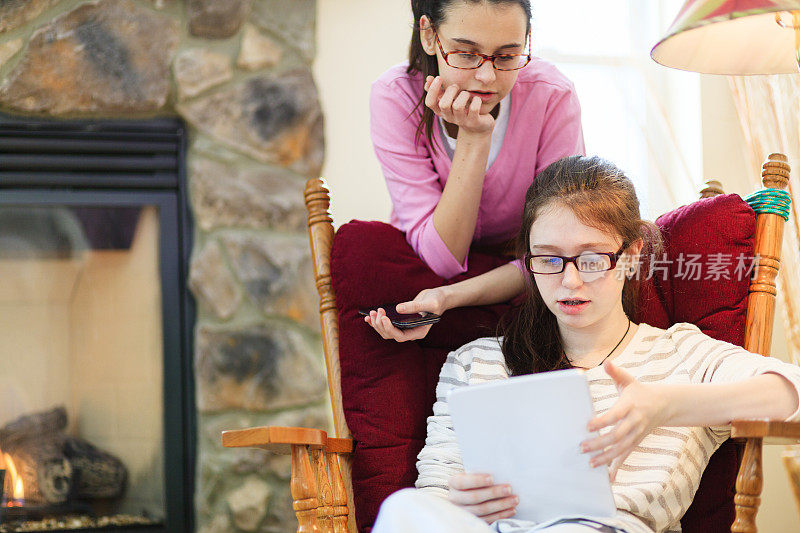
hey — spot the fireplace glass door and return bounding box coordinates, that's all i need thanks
[0,194,180,531]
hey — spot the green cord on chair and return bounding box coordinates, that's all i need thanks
[745,189,792,221]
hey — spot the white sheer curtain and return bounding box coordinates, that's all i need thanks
[532,0,702,219]
[729,76,800,365]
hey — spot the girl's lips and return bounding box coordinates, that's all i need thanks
[557,299,590,315]
[468,91,496,101]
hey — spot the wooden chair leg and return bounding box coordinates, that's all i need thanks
[732,437,763,533]
[312,447,334,532]
[327,452,350,533]
[291,445,322,533]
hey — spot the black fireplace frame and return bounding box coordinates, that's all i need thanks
[0,115,195,532]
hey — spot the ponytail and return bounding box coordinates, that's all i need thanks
[408,0,443,152]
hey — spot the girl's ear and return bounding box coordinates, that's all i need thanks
[624,238,644,279]
[419,15,436,56]
[628,238,644,258]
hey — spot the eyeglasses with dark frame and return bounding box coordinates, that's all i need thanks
[431,26,532,71]
[524,244,629,275]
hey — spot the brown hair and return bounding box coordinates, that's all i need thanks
[408,0,532,151]
[500,155,663,376]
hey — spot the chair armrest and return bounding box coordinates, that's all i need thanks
[221,425,354,454]
[728,418,800,531]
[223,425,355,531]
[731,419,800,443]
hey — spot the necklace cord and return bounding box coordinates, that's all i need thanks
[570,318,632,370]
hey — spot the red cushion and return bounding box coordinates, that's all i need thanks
[331,221,515,531]
[332,193,755,532]
[638,193,755,532]
[639,193,755,346]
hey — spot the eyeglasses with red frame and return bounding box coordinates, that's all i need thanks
[431,25,532,71]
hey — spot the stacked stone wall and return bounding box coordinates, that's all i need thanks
[0,1,327,531]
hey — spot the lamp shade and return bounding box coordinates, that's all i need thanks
[651,0,800,74]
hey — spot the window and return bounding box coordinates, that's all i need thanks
[532,0,702,218]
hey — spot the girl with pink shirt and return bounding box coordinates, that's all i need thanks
[365,0,585,340]
[336,2,584,526]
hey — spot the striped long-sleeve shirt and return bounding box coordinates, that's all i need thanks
[415,322,800,533]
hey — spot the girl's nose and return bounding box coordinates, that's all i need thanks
[561,262,583,289]
[474,60,496,83]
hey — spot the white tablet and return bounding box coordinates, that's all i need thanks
[447,368,616,524]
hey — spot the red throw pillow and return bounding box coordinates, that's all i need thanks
[638,193,755,532]
[331,221,515,531]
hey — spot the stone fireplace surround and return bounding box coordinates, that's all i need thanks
[0,1,327,532]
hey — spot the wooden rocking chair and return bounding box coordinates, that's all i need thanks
[222,153,800,533]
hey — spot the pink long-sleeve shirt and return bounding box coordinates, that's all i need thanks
[370,59,585,279]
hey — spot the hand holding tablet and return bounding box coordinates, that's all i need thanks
[448,369,616,524]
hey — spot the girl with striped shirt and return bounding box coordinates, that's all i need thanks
[371,155,800,533]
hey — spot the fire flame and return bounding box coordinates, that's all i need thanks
[1,449,25,505]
